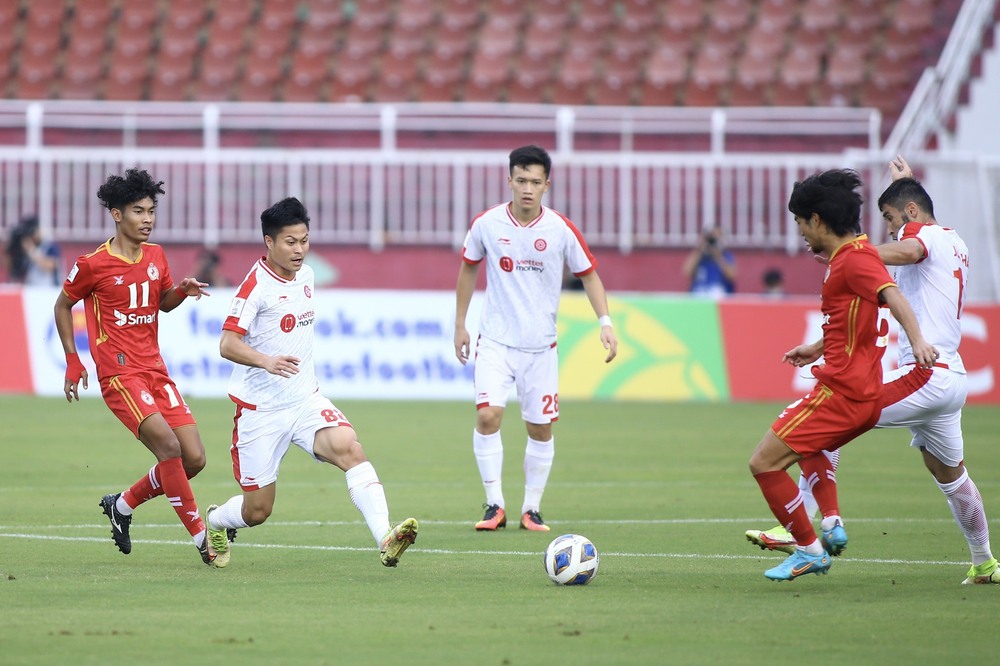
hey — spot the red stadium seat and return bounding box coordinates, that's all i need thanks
[395,0,437,31]
[329,57,374,102]
[439,0,481,32]
[709,0,752,33]
[111,33,154,62]
[118,4,159,32]
[799,0,843,35]
[506,68,553,104]
[662,0,705,33]
[60,56,105,101]
[894,0,936,34]
[591,72,638,106]
[73,0,115,31]
[103,60,150,101]
[416,61,463,102]
[149,53,196,101]
[212,0,255,32]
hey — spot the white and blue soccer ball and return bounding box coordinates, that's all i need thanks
[543,534,600,586]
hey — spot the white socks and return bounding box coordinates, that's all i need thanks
[474,429,505,508]
[522,436,554,515]
[206,495,250,530]
[345,461,390,545]
[938,469,993,566]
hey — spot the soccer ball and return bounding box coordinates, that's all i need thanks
[543,534,600,585]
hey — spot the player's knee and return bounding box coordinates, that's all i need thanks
[476,409,503,434]
[183,455,206,478]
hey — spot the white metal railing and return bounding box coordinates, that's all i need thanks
[0,100,881,153]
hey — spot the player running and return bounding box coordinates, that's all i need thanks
[746,157,998,584]
[54,168,217,565]
[203,197,417,568]
[748,168,937,581]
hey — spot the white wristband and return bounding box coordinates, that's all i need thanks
[598,315,612,328]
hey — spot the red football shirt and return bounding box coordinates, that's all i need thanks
[62,241,175,381]
[811,235,896,402]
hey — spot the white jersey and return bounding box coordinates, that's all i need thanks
[893,222,967,373]
[462,202,596,351]
[224,259,319,409]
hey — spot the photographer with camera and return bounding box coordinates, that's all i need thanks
[682,227,737,297]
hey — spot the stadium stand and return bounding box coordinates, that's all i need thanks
[0,0,967,129]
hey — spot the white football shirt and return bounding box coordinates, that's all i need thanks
[462,202,596,351]
[224,258,319,409]
[893,222,967,373]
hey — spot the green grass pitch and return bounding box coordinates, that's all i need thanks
[2,396,999,664]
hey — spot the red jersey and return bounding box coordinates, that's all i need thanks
[811,235,896,402]
[62,240,175,381]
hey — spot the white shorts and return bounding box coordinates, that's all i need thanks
[474,336,559,424]
[877,365,967,467]
[230,392,352,490]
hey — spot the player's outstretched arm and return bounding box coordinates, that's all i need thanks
[580,271,618,363]
[53,290,88,401]
[783,339,824,367]
[161,277,209,311]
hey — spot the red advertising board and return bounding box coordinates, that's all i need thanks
[720,299,1000,403]
[0,289,34,393]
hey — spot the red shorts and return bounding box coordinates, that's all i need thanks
[770,383,881,456]
[101,369,196,438]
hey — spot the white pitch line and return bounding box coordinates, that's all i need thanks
[0,532,974,567]
[0,516,978,530]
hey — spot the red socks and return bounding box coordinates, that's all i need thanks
[155,457,206,537]
[754,470,818,547]
[798,453,841,518]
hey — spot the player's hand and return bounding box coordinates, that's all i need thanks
[889,155,913,181]
[601,327,618,363]
[64,352,88,402]
[264,355,300,377]
[782,343,823,367]
[176,277,210,300]
[454,326,471,365]
[911,339,940,369]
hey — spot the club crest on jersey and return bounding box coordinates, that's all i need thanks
[141,390,154,405]
[534,238,547,252]
[304,285,312,298]
[147,263,160,281]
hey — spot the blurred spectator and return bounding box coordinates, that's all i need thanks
[762,267,785,298]
[682,227,736,297]
[193,247,230,286]
[4,215,61,286]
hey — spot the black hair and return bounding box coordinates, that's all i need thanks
[96,168,165,211]
[260,197,310,239]
[509,145,552,179]
[787,169,864,237]
[877,177,935,218]
[4,215,39,281]
[763,268,783,287]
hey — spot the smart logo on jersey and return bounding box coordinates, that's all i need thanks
[499,256,514,272]
[280,313,296,333]
[114,309,157,326]
[114,275,124,285]
[147,263,160,281]
[534,238,547,252]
